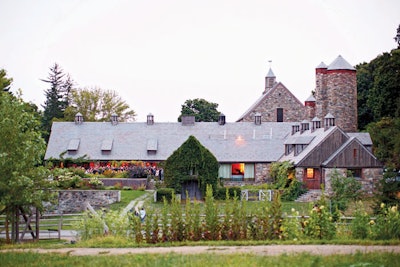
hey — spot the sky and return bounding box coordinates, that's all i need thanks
[1,0,399,122]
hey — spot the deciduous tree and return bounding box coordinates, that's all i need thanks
[178,98,221,122]
[64,87,136,122]
[0,91,54,242]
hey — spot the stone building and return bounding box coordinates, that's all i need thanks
[237,55,358,132]
[237,68,309,123]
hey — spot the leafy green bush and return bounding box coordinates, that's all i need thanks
[214,187,241,200]
[156,188,174,202]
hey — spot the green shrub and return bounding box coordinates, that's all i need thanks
[156,188,174,202]
[214,187,241,200]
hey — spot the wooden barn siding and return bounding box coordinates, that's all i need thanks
[298,129,348,167]
[324,141,382,168]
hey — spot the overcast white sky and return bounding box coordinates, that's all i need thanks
[1,0,399,122]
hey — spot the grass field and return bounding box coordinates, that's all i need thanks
[0,251,398,267]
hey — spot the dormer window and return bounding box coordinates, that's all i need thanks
[291,124,300,135]
[300,120,309,133]
[75,113,83,125]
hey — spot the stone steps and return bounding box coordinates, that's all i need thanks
[295,189,323,202]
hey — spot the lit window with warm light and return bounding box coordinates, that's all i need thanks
[306,168,314,179]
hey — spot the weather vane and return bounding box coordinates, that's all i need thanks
[268,60,272,68]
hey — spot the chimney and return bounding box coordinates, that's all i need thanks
[110,113,118,125]
[324,113,335,130]
[147,113,154,125]
[218,113,226,125]
[181,115,195,126]
[75,112,83,125]
[311,117,321,132]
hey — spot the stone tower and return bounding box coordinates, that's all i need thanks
[315,55,357,132]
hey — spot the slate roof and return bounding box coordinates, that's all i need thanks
[327,55,355,70]
[45,121,293,163]
[279,126,338,165]
[279,125,376,166]
[266,68,276,77]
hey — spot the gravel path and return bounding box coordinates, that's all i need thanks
[3,245,400,256]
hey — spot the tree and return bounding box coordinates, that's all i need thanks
[0,69,13,93]
[366,117,400,169]
[178,98,221,122]
[394,24,400,48]
[328,169,362,212]
[41,63,72,141]
[356,49,400,129]
[0,92,54,242]
[64,87,136,122]
[164,135,219,197]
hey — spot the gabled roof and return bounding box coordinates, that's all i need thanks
[236,82,304,122]
[45,121,293,163]
[279,125,380,168]
[279,126,339,165]
[322,137,382,167]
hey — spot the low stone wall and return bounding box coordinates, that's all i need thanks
[58,190,121,213]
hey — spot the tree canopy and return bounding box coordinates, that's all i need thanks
[163,135,219,196]
[178,98,221,122]
[0,91,54,241]
[0,69,13,93]
[394,24,400,48]
[356,48,400,130]
[64,87,136,122]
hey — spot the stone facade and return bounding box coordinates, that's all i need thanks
[57,190,121,213]
[315,64,357,132]
[255,163,272,183]
[239,83,307,123]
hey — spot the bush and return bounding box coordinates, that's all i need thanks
[214,187,241,200]
[156,188,175,202]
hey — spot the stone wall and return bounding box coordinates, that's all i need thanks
[58,190,121,213]
[255,163,272,183]
[241,83,307,123]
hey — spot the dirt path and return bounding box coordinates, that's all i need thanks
[3,245,400,256]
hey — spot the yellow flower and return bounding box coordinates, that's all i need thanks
[390,206,397,213]
[291,208,296,213]
[381,203,385,209]
[320,205,324,210]
[369,220,375,225]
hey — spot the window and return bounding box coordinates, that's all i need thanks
[306,168,314,179]
[286,144,293,155]
[277,108,283,122]
[231,163,244,175]
[348,168,362,179]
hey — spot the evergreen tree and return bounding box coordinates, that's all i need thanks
[0,69,13,93]
[41,63,72,141]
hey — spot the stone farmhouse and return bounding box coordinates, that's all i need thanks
[44,55,382,193]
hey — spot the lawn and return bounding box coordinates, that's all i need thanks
[0,251,398,267]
